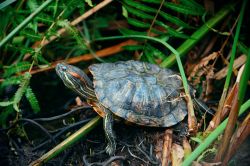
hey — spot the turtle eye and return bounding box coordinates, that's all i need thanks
[61,66,67,71]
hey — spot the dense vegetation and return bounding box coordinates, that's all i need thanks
[0,0,249,165]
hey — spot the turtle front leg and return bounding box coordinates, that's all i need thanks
[103,110,116,155]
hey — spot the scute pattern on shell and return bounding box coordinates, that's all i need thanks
[89,60,187,127]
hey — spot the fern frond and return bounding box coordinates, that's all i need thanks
[124,4,154,20]
[13,72,31,112]
[127,17,151,28]
[21,29,42,41]
[3,61,31,78]
[119,28,147,36]
[0,106,14,127]
[57,20,87,49]
[180,0,205,12]
[124,0,157,13]
[0,101,14,107]
[25,86,40,113]
[0,75,23,87]
[164,2,204,16]
[122,45,144,51]
[36,54,50,65]
[140,0,160,4]
[156,21,189,39]
[122,0,202,40]
[145,44,166,60]
[159,11,194,29]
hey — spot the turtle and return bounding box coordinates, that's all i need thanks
[55,60,187,155]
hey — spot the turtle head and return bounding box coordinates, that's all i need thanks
[56,63,96,100]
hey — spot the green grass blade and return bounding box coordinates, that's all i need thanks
[224,0,246,95]
[238,48,250,104]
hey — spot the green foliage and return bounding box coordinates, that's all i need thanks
[3,62,31,78]
[13,72,31,112]
[0,72,40,126]
[0,75,23,87]
[121,0,205,61]
[25,86,40,113]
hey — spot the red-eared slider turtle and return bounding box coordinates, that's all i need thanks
[56,60,187,155]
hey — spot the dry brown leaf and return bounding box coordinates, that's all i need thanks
[204,83,238,135]
[214,54,246,80]
[214,82,240,162]
[201,67,215,101]
[188,52,218,85]
[171,143,184,166]
[222,113,250,165]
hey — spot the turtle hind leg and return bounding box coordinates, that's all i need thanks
[103,110,116,155]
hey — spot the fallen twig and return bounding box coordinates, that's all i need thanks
[161,129,172,166]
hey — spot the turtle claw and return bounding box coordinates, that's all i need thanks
[105,142,116,155]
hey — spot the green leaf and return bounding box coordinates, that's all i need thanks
[35,13,54,24]
[25,86,40,113]
[127,17,150,28]
[156,21,190,39]
[27,0,39,11]
[190,137,203,144]
[146,44,166,60]
[0,106,14,127]
[164,2,205,16]
[140,0,161,4]
[0,75,23,87]
[237,42,249,55]
[119,28,147,36]
[122,45,144,51]
[20,29,42,41]
[123,0,157,13]
[13,72,31,112]
[36,54,50,65]
[57,20,87,49]
[144,49,156,64]
[159,11,194,29]
[3,61,31,78]
[85,0,93,7]
[122,6,128,18]
[124,4,154,20]
[180,0,205,12]
[0,101,14,107]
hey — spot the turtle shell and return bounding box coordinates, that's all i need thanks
[89,60,187,127]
